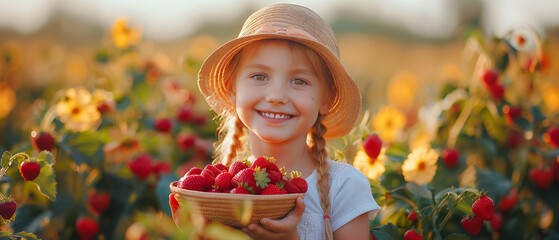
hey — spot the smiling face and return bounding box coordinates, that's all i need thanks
[232,40,332,144]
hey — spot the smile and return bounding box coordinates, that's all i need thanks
[258,111,293,120]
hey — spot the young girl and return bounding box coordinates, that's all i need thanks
[173,3,380,239]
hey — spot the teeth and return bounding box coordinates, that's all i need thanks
[261,112,291,119]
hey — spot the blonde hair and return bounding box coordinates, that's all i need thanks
[212,39,335,239]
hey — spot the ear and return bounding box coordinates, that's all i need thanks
[319,96,332,115]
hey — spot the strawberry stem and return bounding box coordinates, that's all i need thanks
[0,152,30,181]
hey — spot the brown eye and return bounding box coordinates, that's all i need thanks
[251,74,267,81]
[291,78,308,86]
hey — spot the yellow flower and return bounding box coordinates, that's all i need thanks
[543,86,559,112]
[0,83,15,119]
[111,18,142,49]
[353,146,385,180]
[372,106,406,142]
[56,87,101,131]
[402,147,439,185]
[387,71,418,110]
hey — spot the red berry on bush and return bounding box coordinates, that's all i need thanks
[154,118,172,133]
[0,200,16,220]
[177,133,196,151]
[403,229,422,240]
[507,130,524,149]
[76,217,99,240]
[32,132,55,151]
[88,192,111,215]
[461,215,484,236]
[128,153,153,180]
[546,126,559,148]
[407,210,418,221]
[153,162,172,179]
[176,106,193,123]
[20,161,40,181]
[490,212,503,232]
[489,84,505,100]
[497,188,517,212]
[362,134,382,160]
[529,164,553,190]
[481,68,499,87]
[472,195,494,220]
[503,105,521,127]
[441,148,460,168]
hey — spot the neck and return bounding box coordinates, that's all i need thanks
[247,132,315,178]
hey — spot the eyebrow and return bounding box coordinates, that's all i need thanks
[244,63,315,76]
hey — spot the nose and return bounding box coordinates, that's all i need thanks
[265,79,288,104]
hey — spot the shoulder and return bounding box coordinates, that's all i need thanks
[328,159,368,182]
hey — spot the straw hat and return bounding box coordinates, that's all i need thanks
[198,3,361,139]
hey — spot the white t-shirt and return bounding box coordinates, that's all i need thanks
[297,160,380,239]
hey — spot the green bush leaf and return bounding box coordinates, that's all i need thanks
[13,232,38,240]
[371,223,400,240]
[1,151,12,169]
[476,167,511,201]
[31,161,57,200]
[36,151,54,166]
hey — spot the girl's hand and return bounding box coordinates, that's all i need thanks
[242,197,305,240]
[169,193,182,225]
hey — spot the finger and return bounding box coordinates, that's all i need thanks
[260,197,305,232]
[243,224,273,240]
[169,193,180,223]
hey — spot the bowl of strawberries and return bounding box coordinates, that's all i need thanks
[170,156,307,227]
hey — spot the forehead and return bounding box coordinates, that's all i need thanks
[238,40,310,66]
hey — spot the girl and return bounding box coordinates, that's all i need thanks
[173,3,380,239]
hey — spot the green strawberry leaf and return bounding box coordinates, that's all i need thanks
[36,151,55,166]
[371,222,400,239]
[1,151,12,169]
[253,168,270,189]
[0,231,13,240]
[13,231,38,240]
[30,161,57,200]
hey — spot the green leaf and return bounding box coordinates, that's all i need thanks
[405,182,433,210]
[36,151,55,166]
[31,161,57,200]
[371,223,400,240]
[13,232,38,240]
[1,151,12,169]
[445,233,470,240]
[0,231,13,240]
[475,167,511,202]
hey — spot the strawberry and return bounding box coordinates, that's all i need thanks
[230,184,251,194]
[177,133,196,151]
[252,156,280,173]
[232,167,269,194]
[506,130,524,149]
[546,126,559,148]
[553,160,559,183]
[489,84,505,100]
[176,106,194,123]
[229,160,250,176]
[154,118,173,133]
[403,230,422,240]
[497,188,517,212]
[362,134,382,160]
[204,164,222,177]
[503,105,521,127]
[490,212,503,231]
[201,169,216,187]
[153,162,172,179]
[472,195,494,220]
[96,102,112,114]
[76,217,99,240]
[88,192,111,215]
[407,210,418,221]
[529,165,553,190]
[268,170,282,184]
[180,175,210,191]
[128,153,153,180]
[213,172,234,191]
[192,114,208,126]
[20,161,41,181]
[32,132,55,152]
[480,68,499,87]
[186,167,203,176]
[461,214,484,236]
[261,184,283,195]
[213,163,228,172]
[283,179,301,193]
[441,148,459,169]
[0,199,16,221]
[290,171,308,193]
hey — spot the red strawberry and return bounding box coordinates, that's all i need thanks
[529,165,553,190]
[403,229,422,240]
[261,184,283,195]
[204,164,222,177]
[553,160,559,183]
[88,192,111,215]
[507,130,524,149]
[252,156,280,173]
[229,160,250,176]
[497,188,517,212]
[186,167,203,176]
[32,132,55,152]
[154,118,173,133]
[180,175,210,191]
[407,210,418,221]
[480,68,499,87]
[232,168,269,194]
[503,105,521,127]
[472,195,494,220]
[490,212,503,231]
[213,163,228,172]
[153,162,172,179]
[128,153,153,180]
[192,114,208,126]
[213,172,234,191]
[76,217,99,240]
[0,200,16,220]
[20,161,41,181]
[441,148,459,169]
[461,214,484,236]
[176,106,194,123]
[268,170,282,184]
[290,171,308,193]
[489,84,505,100]
[177,133,196,151]
[201,169,216,187]
[546,126,559,148]
[96,102,112,114]
[230,185,251,194]
[362,135,382,160]
[283,179,301,193]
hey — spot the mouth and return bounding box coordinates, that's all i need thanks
[258,111,293,120]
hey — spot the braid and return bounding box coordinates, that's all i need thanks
[213,115,246,166]
[309,114,333,240]
[226,116,246,166]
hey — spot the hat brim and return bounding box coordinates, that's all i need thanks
[198,34,361,139]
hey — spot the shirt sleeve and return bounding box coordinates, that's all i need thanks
[329,164,381,232]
